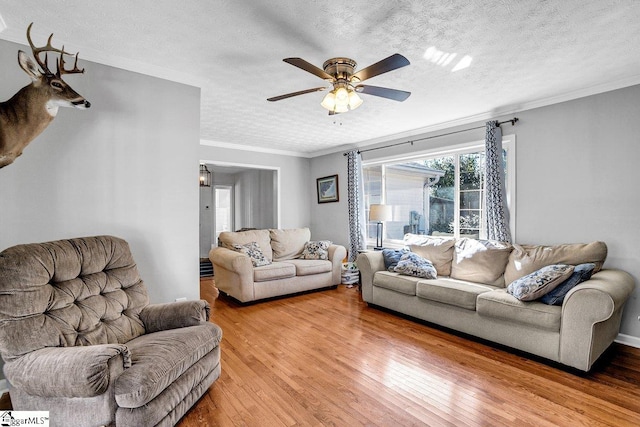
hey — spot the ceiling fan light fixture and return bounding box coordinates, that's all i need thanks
[334,86,350,107]
[348,90,363,110]
[320,91,336,110]
[334,103,349,113]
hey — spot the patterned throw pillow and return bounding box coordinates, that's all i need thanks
[232,242,271,267]
[507,264,574,301]
[382,248,409,271]
[393,252,437,279]
[540,263,595,305]
[300,240,331,260]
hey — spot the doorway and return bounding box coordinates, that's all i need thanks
[199,162,280,259]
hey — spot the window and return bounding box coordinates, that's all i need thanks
[362,137,515,247]
[214,186,233,242]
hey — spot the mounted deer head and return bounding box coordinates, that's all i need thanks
[0,23,90,169]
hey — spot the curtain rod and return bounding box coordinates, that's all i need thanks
[343,117,519,156]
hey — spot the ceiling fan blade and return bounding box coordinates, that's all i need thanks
[267,87,327,102]
[351,53,410,82]
[283,58,334,80]
[355,85,411,102]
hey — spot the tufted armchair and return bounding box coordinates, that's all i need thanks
[0,236,222,427]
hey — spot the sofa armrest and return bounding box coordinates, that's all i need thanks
[357,251,386,302]
[209,246,255,302]
[209,246,252,272]
[560,269,635,371]
[140,300,210,333]
[328,244,347,285]
[4,344,130,398]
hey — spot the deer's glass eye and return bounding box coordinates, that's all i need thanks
[51,81,63,90]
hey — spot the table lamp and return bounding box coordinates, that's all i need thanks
[369,204,392,250]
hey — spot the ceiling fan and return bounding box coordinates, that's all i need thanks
[267,53,411,114]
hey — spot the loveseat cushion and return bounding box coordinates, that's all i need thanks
[404,234,455,276]
[270,228,311,261]
[219,229,273,262]
[504,241,607,285]
[286,259,332,276]
[115,322,222,408]
[450,238,512,286]
[476,289,561,331]
[253,262,296,282]
[373,271,419,295]
[416,279,498,311]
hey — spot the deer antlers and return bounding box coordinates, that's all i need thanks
[26,22,84,77]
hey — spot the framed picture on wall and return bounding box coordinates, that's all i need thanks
[317,174,339,203]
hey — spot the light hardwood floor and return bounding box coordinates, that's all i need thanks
[180,278,640,426]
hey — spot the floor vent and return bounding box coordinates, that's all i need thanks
[200,259,214,277]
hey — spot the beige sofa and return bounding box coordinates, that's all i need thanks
[210,228,347,303]
[357,235,635,371]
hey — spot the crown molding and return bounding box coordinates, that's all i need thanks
[313,74,640,158]
[200,139,311,158]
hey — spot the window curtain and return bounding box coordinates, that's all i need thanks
[485,120,512,243]
[346,150,366,261]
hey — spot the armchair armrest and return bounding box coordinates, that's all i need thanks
[4,344,130,398]
[140,300,210,333]
[357,251,385,302]
[560,269,635,370]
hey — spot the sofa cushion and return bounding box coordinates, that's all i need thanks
[232,242,271,267]
[507,264,575,301]
[219,229,273,262]
[373,271,419,296]
[416,278,498,311]
[477,289,561,331]
[253,262,296,282]
[300,240,331,260]
[403,234,455,276]
[115,322,222,408]
[393,252,437,279]
[269,228,311,261]
[286,259,332,276]
[450,238,513,286]
[540,263,595,306]
[504,241,607,285]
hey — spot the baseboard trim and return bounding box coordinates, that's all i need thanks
[615,333,640,349]
[0,379,7,395]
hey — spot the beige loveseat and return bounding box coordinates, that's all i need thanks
[357,235,635,371]
[209,228,347,303]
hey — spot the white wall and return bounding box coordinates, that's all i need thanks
[0,39,201,305]
[311,85,640,341]
[199,145,312,231]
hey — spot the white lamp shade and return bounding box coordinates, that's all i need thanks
[369,204,392,221]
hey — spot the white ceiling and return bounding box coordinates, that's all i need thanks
[1,1,640,157]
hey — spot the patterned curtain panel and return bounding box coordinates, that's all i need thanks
[346,151,366,261]
[485,121,512,243]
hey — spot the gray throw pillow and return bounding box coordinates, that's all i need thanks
[393,252,437,279]
[232,242,271,267]
[540,263,595,305]
[382,248,409,271]
[300,240,331,260]
[507,264,574,301]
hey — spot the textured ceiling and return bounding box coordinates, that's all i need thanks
[1,1,640,156]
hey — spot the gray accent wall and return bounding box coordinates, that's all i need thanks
[0,39,201,304]
[310,84,640,340]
